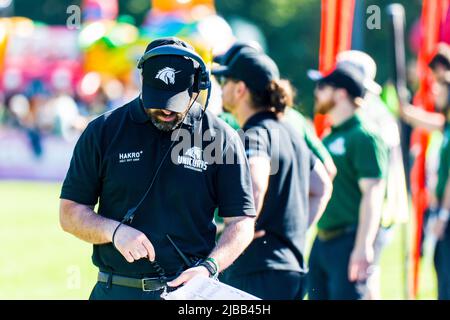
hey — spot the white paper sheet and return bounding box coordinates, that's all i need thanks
[161,275,261,300]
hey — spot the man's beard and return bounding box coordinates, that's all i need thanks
[148,109,186,132]
[314,98,335,115]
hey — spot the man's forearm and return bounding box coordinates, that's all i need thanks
[309,161,333,226]
[402,104,445,132]
[354,188,383,253]
[59,199,119,244]
[249,157,270,218]
[309,194,328,226]
[208,216,255,272]
[436,179,450,224]
[441,178,450,210]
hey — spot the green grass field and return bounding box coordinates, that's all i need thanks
[0,180,437,299]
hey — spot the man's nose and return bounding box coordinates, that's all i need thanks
[161,110,172,115]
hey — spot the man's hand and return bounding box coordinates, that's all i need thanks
[166,266,210,287]
[348,246,374,282]
[112,224,155,263]
[253,229,266,240]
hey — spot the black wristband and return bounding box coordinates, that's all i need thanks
[204,258,219,274]
[199,261,216,277]
[112,222,123,250]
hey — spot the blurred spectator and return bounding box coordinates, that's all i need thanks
[399,42,450,300]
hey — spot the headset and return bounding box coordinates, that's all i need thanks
[137,45,212,113]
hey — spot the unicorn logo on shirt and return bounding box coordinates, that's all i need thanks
[177,147,208,172]
[328,137,346,155]
[185,146,203,160]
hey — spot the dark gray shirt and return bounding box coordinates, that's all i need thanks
[226,111,315,275]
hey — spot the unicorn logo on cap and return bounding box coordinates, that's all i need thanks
[155,67,181,85]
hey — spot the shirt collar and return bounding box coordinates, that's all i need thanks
[129,97,150,123]
[181,102,203,128]
[331,114,361,132]
[243,111,277,130]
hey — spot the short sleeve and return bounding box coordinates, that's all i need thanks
[216,133,256,218]
[352,132,388,179]
[60,122,102,205]
[243,126,270,160]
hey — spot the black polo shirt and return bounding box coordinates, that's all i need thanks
[226,111,316,276]
[60,97,256,276]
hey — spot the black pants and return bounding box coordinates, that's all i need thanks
[89,281,165,300]
[222,270,307,300]
[434,223,450,300]
[308,228,387,300]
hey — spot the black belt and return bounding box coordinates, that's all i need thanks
[317,226,356,241]
[98,271,177,292]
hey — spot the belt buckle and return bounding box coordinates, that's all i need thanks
[142,277,165,292]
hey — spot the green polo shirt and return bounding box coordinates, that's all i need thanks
[318,113,388,231]
[436,125,450,203]
[218,112,240,130]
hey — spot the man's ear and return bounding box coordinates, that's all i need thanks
[444,70,450,84]
[235,81,248,99]
[334,88,348,102]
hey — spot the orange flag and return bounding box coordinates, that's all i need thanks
[151,0,215,12]
[411,0,449,298]
[315,0,355,137]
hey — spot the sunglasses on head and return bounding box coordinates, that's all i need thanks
[217,76,227,87]
[217,76,239,87]
[316,81,336,90]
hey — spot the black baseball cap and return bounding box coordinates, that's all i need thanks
[213,41,263,65]
[140,37,197,112]
[212,49,279,94]
[308,62,366,98]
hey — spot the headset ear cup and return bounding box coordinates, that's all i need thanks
[192,69,201,93]
[198,71,210,91]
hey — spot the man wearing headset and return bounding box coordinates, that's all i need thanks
[59,37,256,300]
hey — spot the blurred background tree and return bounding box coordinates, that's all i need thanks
[11,0,422,116]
